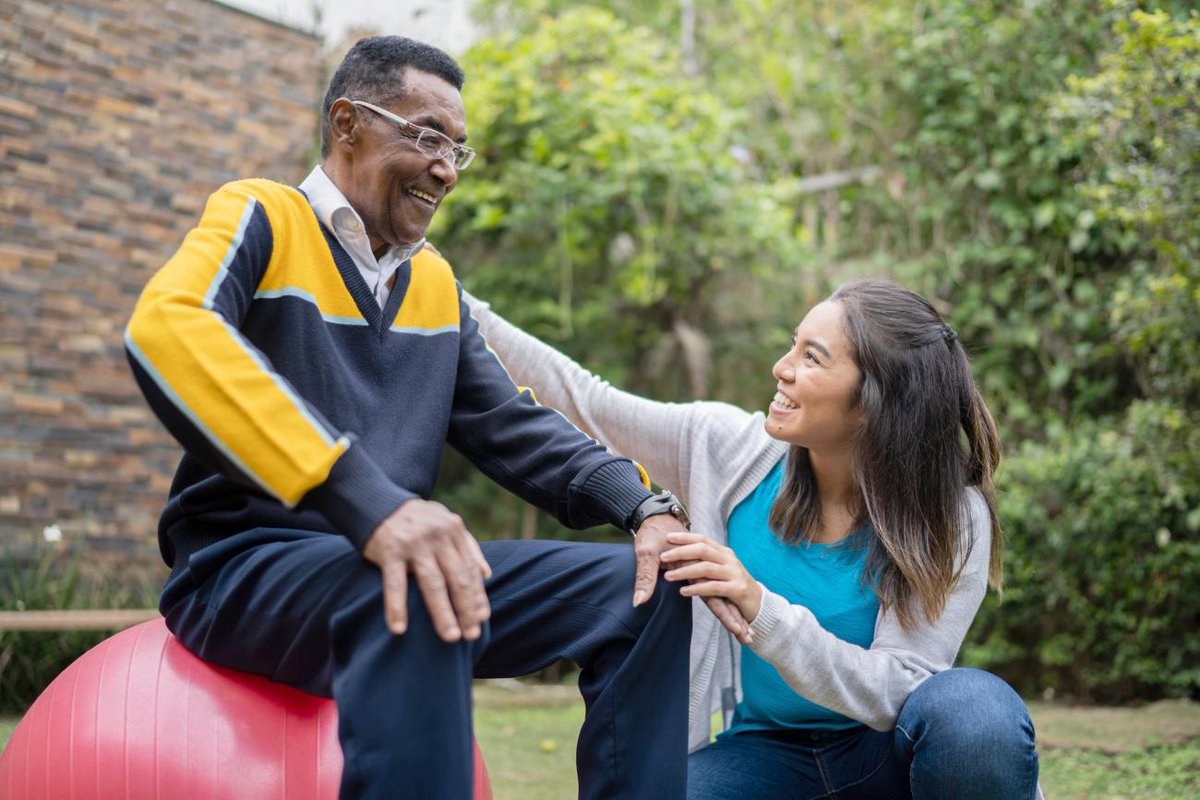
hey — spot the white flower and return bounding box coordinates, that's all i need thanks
[42,524,63,543]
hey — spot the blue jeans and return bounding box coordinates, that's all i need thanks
[688,668,1039,799]
[161,530,692,800]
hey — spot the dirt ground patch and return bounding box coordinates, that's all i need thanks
[1029,699,1200,753]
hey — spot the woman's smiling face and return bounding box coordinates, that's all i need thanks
[766,300,863,451]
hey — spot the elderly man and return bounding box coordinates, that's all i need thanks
[125,36,708,800]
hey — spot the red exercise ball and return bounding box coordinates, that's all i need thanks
[0,618,493,799]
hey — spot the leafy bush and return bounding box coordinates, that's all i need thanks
[1057,5,1200,407]
[967,6,1200,702]
[965,401,1200,702]
[0,543,158,713]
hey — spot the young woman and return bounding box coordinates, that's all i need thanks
[464,279,1040,799]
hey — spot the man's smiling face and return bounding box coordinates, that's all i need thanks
[331,68,467,254]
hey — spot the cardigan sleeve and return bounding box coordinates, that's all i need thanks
[746,489,993,730]
[462,291,716,497]
[447,288,652,531]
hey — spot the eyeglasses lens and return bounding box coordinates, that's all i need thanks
[413,131,473,170]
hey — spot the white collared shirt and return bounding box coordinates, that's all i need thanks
[298,165,425,308]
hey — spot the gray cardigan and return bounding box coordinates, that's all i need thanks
[464,293,993,753]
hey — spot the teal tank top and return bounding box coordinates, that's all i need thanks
[723,459,879,734]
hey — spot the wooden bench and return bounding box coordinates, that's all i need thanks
[0,609,159,631]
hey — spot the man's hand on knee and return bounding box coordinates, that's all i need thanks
[363,499,492,642]
[631,514,681,608]
[635,517,753,644]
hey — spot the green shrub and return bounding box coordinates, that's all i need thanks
[1059,5,1200,408]
[0,543,158,713]
[964,400,1200,702]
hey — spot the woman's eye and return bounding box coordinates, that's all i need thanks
[804,350,818,363]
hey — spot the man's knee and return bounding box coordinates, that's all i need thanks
[599,545,689,613]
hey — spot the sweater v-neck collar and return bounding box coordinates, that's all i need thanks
[317,218,411,336]
[297,185,412,336]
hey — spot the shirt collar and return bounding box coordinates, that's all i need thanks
[298,165,425,261]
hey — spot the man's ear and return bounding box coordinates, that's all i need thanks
[328,98,359,152]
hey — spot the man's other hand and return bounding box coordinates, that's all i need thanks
[363,499,492,642]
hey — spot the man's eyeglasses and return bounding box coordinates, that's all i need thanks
[348,99,476,170]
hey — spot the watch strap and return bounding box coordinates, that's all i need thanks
[626,491,690,536]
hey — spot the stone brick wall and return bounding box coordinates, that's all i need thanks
[1,0,322,570]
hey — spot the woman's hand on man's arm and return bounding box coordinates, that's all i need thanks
[661,532,764,625]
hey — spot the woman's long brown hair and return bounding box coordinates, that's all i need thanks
[768,279,1003,630]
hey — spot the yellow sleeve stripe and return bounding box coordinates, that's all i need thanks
[126,190,349,506]
[200,196,256,309]
[635,462,652,490]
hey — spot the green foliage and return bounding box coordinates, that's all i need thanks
[433,7,806,540]
[435,7,803,399]
[827,0,1136,433]
[0,544,158,713]
[965,400,1200,702]
[966,6,1200,703]
[1058,5,1200,405]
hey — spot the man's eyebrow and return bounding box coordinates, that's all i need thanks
[411,115,469,144]
[804,338,832,359]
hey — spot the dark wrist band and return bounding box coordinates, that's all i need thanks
[626,491,691,536]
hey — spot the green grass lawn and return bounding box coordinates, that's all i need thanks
[0,718,16,750]
[474,681,583,800]
[1029,699,1200,800]
[4,688,1198,799]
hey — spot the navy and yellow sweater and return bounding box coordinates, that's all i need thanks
[125,179,650,566]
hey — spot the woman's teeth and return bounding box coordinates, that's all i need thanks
[773,391,798,410]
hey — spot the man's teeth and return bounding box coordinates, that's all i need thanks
[773,392,798,410]
[408,189,437,203]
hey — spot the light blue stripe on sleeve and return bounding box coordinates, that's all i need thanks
[218,318,338,450]
[123,328,274,498]
[201,196,258,311]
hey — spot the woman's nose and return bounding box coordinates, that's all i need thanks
[773,358,794,382]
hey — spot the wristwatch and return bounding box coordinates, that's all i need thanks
[627,491,691,536]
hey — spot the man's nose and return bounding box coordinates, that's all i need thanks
[429,156,458,190]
